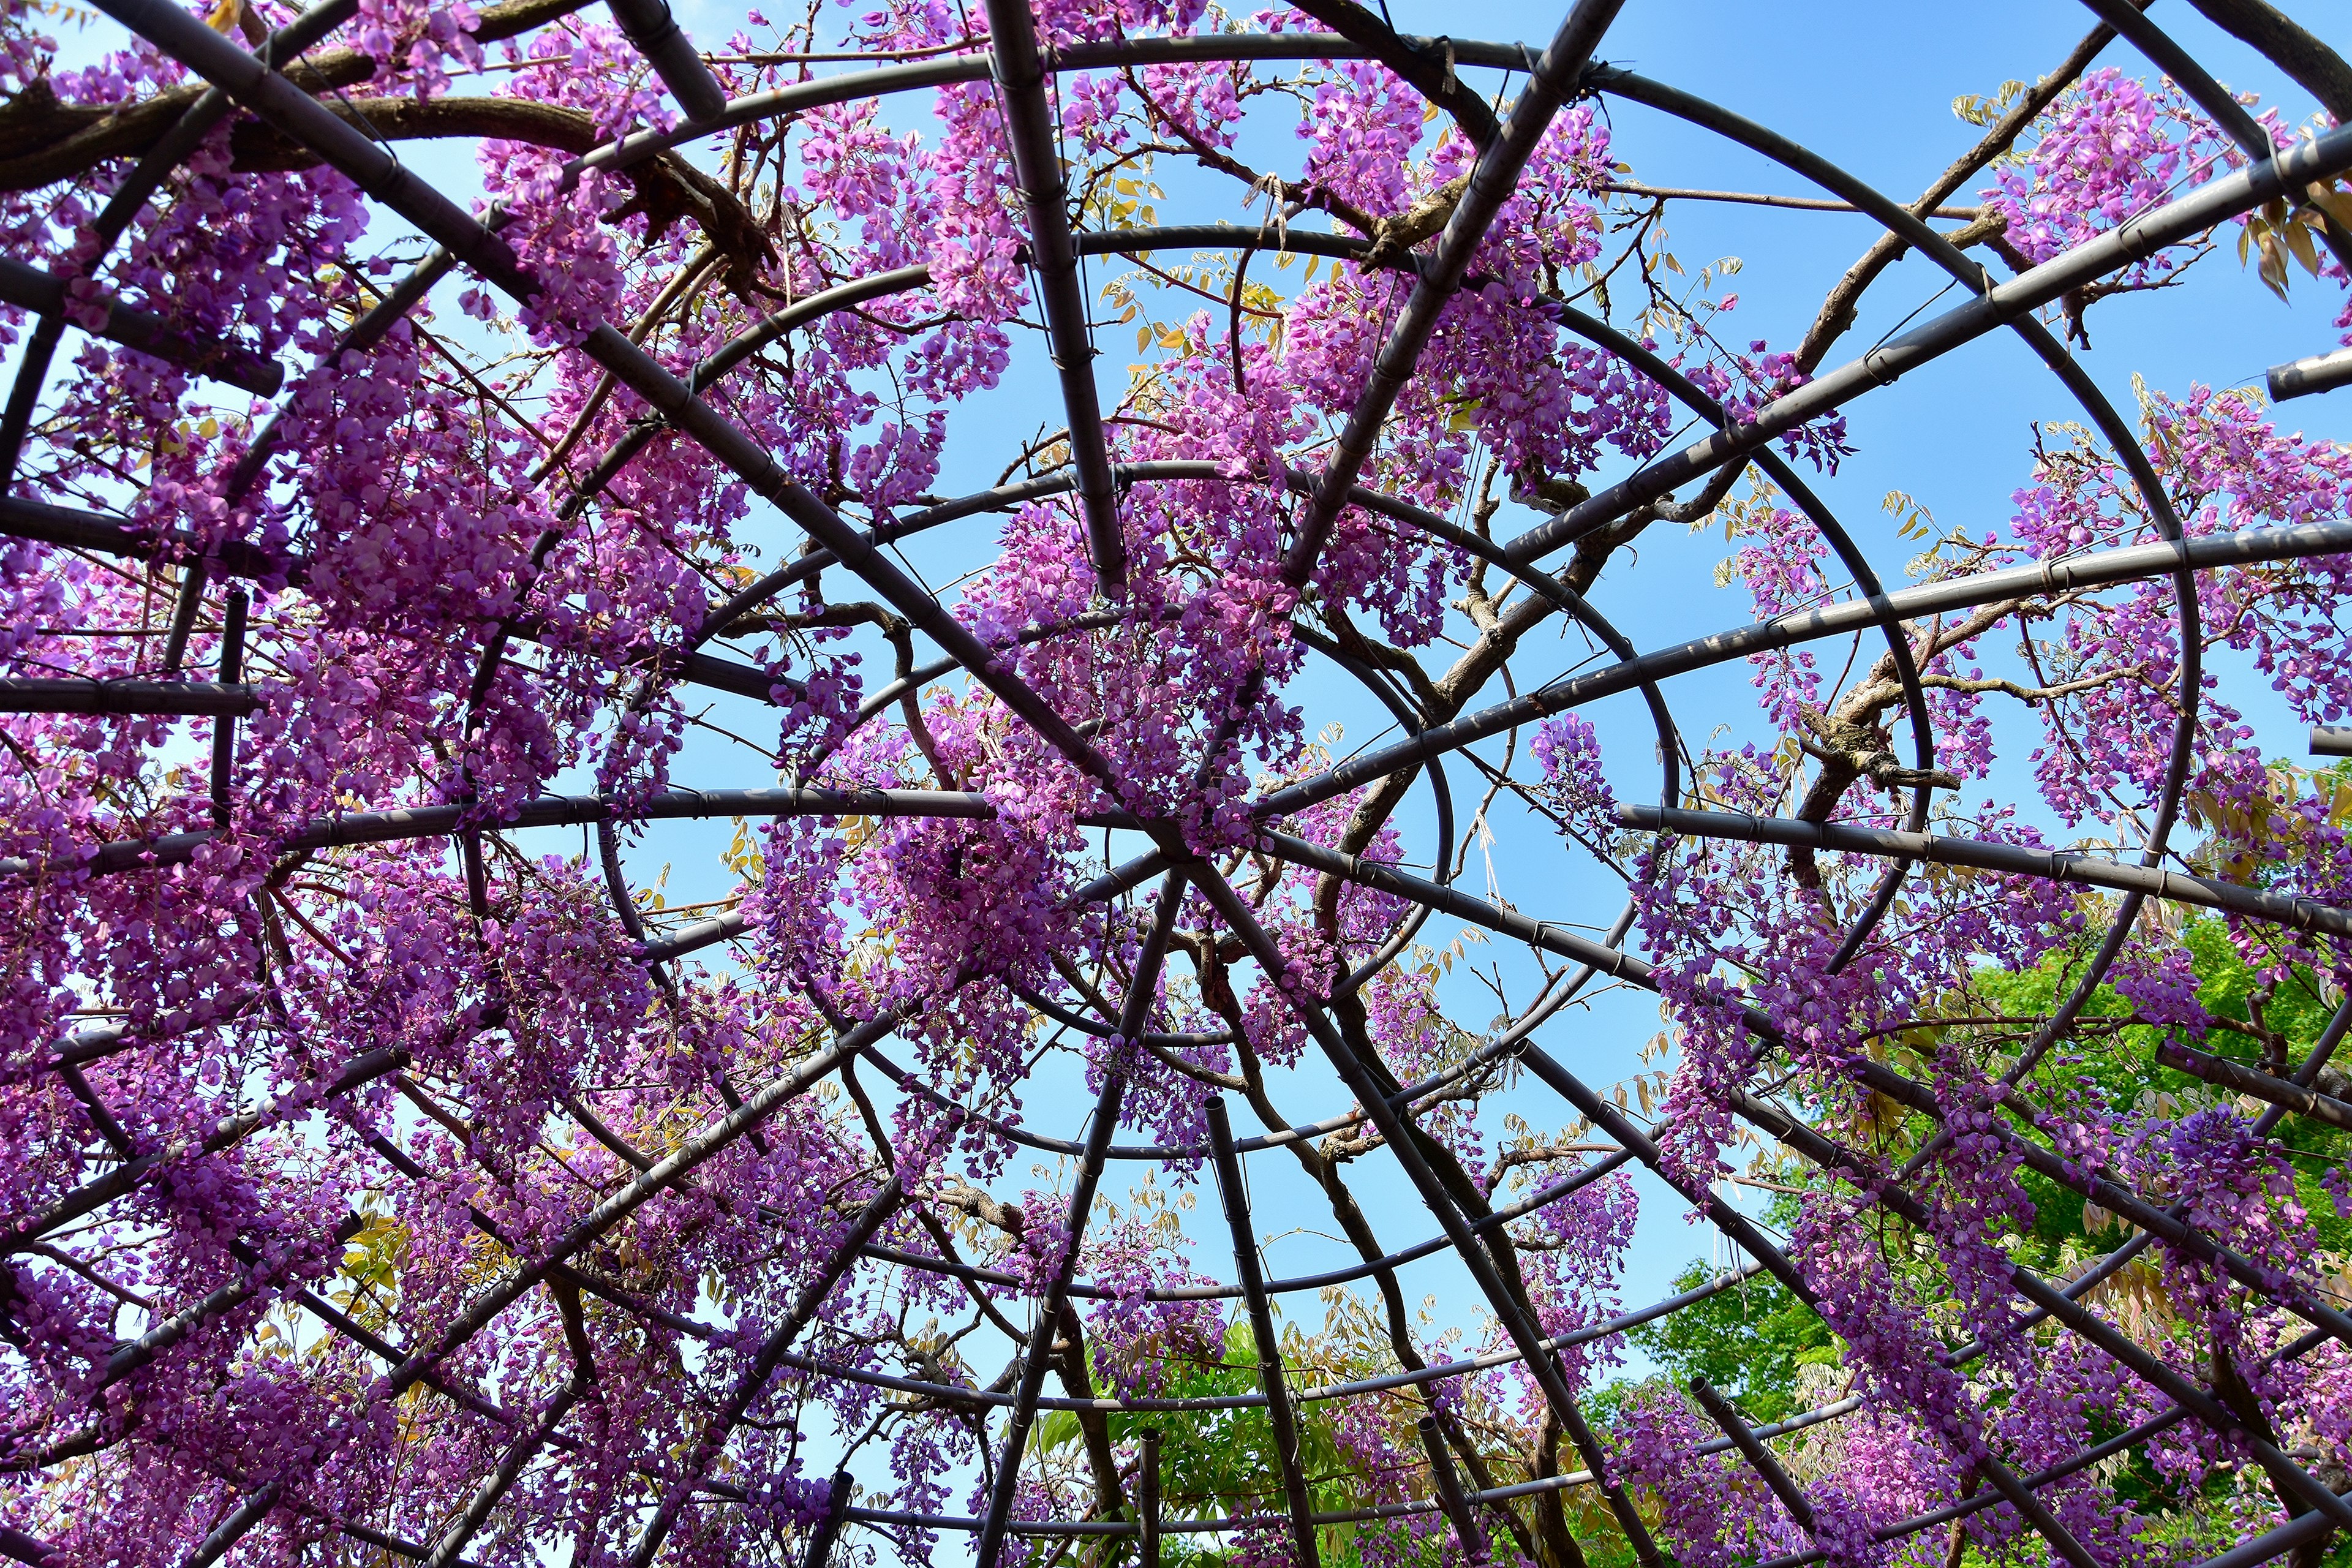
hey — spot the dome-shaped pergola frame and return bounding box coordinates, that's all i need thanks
[7,1,2352,1566]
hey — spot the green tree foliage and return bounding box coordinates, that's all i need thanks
[1035,1322,1389,1568]
[1596,1222,1838,1428]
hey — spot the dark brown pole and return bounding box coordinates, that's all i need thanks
[1139,1428,1161,1568]
[1415,1414,1488,1562]
[1687,1377,1815,1534]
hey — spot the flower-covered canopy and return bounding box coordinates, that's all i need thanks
[5,0,2352,1566]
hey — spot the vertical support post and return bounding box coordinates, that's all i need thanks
[802,1471,854,1568]
[1138,1428,1161,1568]
[1416,1414,1487,1563]
[160,560,208,672]
[1205,1096,1321,1568]
[974,873,1187,1568]
[209,586,245,826]
[979,0,1126,589]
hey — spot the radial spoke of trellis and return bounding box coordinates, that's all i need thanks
[1619,804,2352,940]
[1488,1044,2101,1568]
[1276,0,1627,588]
[5,1046,409,1253]
[973,869,1187,1568]
[186,1483,285,1568]
[980,0,1125,589]
[1204,1095,1322,1568]
[86,0,1137,816]
[424,1381,586,1568]
[1189,867,1668,1568]
[1259,514,2352,824]
[145,1011,908,1566]
[1849,1058,2352,1348]
[1735,1084,2352,1532]
[1523,1001,2263,1562]
[1498,118,2352,567]
[623,1174,905,1567]
[365,1012,887,1405]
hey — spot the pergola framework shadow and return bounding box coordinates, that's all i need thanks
[7,1,2352,1567]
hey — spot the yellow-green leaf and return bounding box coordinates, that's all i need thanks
[2283,214,2322,277]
